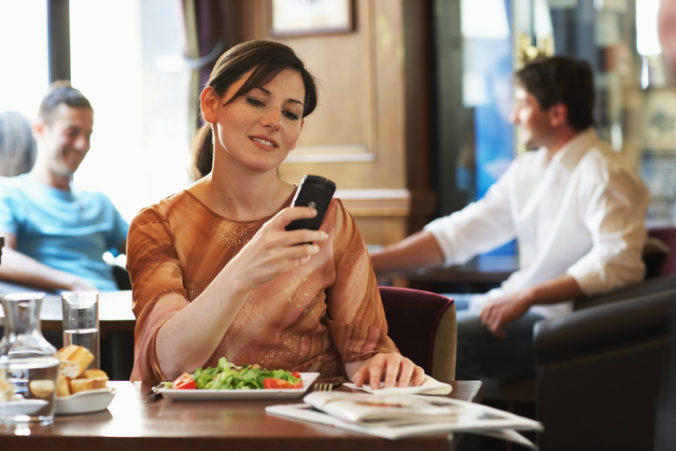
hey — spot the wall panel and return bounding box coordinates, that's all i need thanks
[239,0,435,245]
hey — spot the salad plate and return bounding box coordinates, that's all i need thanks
[55,388,116,415]
[0,399,48,416]
[159,372,320,401]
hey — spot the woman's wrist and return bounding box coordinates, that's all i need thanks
[211,261,253,298]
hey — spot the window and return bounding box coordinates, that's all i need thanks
[0,0,49,118]
[69,0,191,221]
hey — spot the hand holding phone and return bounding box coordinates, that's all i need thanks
[285,175,336,232]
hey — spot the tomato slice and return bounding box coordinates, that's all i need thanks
[172,372,196,389]
[263,377,302,389]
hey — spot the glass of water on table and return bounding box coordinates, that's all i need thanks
[61,291,100,369]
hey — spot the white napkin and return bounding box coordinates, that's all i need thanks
[343,375,452,395]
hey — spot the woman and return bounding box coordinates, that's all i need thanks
[127,40,424,388]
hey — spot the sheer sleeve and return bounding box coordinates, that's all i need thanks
[126,206,189,382]
[324,200,398,364]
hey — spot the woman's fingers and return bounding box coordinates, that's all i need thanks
[352,353,426,389]
[396,359,415,387]
[227,207,330,288]
[265,206,329,246]
[275,205,317,228]
[368,355,387,389]
[413,365,426,386]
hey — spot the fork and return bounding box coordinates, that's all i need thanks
[144,382,165,403]
[312,382,337,391]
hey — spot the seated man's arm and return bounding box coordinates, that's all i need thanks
[372,162,518,278]
[370,230,445,276]
[0,233,96,292]
[479,274,584,339]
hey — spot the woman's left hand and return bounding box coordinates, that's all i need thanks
[349,352,426,389]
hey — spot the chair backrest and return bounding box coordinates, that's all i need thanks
[378,286,456,382]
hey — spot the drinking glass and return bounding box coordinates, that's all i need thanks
[61,291,100,370]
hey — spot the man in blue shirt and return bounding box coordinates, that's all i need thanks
[0,82,128,292]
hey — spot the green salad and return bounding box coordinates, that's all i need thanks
[167,357,303,390]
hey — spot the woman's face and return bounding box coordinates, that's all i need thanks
[207,68,305,174]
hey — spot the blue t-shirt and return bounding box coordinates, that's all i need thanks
[0,174,129,291]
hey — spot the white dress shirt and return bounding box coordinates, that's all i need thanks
[424,128,650,318]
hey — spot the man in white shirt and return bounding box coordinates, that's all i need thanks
[371,55,649,380]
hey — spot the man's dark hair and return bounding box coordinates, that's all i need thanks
[515,55,595,131]
[38,81,92,124]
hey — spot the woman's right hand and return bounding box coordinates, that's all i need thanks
[224,206,329,291]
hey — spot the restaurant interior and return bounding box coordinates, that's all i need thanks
[1,0,676,450]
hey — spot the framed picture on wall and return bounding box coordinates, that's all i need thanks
[270,0,354,37]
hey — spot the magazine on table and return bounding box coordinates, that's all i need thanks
[265,390,542,441]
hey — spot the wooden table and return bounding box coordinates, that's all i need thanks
[389,254,517,293]
[0,380,482,451]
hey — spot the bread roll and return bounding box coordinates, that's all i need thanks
[80,369,109,382]
[70,377,108,394]
[56,374,71,397]
[56,346,108,395]
[57,345,94,377]
[29,379,55,398]
[0,377,15,402]
[59,360,81,379]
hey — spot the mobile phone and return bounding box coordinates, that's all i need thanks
[285,174,336,231]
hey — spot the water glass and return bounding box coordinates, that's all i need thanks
[61,291,100,370]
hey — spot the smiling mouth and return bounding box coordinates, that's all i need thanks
[250,136,278,148]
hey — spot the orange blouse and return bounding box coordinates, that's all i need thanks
[126,190,397,384]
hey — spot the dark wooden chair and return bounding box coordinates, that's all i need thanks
[378,286,456,382]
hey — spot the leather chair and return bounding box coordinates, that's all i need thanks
[534,273,676,451]
[379,286,457,382]
[483,227,675,406]
[532,220,676,451]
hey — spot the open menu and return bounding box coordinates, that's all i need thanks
[266,391,542,442]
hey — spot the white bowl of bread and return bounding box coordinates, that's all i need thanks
[54,345,115,415]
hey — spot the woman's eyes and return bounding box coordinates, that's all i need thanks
[282,110,299,120]
[246,97,265,107]
[246,96,300,120]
